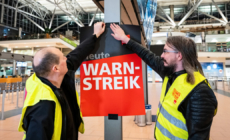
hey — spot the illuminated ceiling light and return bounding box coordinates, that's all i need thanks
[15,46,18,48]
[26,46,28,47]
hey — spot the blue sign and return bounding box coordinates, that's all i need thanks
[201,62,224,77]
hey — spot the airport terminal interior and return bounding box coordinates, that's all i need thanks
[0,0,230,139]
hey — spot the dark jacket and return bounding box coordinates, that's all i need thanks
[22,35,97,140]
[126,39,217,140]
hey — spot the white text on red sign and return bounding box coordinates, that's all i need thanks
[82,62,141,90]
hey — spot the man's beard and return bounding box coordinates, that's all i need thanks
[162,61,176,76]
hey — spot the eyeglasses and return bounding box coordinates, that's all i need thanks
[163,50,178,54]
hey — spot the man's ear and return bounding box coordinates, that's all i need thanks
[52,65,59,72]
[177,52,183,61]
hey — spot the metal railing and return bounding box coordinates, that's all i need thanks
[0,82,25,120]
[207,76,230,91]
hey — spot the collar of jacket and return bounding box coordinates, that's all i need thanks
[168,70,186,83]
[37,76,58,92]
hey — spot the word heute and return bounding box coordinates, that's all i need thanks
[82,62,140,90]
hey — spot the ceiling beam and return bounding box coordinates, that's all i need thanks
[89,8,99,26]
[158,5,176,26]
[46,0,84,27]
[199,11,226,23]
[0,2,42,20]
[51,20,72,32]
[178,0,203,26]
[49,7,56,29]
[156,14,175,26]
[211,0,228,23]
[21,13,45,31]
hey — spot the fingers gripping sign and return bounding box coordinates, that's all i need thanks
[94,22,106,38]
[110,23,130,44]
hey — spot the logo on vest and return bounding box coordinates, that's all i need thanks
[172,88,181,104]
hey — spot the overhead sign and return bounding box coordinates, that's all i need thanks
[80,25,145,116]
[17,62,27,67]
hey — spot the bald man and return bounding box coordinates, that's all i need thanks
[18,22,105,140]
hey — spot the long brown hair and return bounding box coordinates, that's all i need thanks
[166,36,204,85]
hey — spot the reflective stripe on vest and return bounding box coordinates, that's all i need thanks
[156,121,186,140]
[158,102,187,132]
[155,72,207,140]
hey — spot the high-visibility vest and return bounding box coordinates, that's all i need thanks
[155,72,207,140]
[18,74,84,140]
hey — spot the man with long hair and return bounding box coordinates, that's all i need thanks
[110,23,217,140]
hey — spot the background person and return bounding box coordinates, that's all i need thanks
[18,22,105,140]
[110,23,217,140]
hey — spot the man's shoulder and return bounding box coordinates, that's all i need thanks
[190,81,216,100]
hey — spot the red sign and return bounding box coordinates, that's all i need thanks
[80,53,145,116]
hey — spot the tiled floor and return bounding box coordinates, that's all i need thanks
[0,82,229,140]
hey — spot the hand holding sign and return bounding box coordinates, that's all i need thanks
[94,22,106,38]
[110,23,130,44]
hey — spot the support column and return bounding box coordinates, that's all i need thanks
[32,47,34,55]
[152,70,156,84]
[1,0,5,23]
[18,67,21,75]
[211,4,213,15]
[65,29,73,38]
[169,5,174,21]
[104,0,122,140]
[225,3,228,22]
[14,1,19,27]
[13,60,16,75]
[142,60,148,104]
[225,24,230,34]
[18,27,22,38]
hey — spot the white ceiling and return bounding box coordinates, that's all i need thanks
[34,0,230,15]
[157,0,229,6]
[36,0,98,14]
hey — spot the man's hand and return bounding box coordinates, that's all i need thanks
[94,22,106,38]
[110,23,130,44]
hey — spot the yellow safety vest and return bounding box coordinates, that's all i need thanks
[18,74,84,140]
[155,72,207,140]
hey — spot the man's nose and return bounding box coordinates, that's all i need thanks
[161,53,164,58]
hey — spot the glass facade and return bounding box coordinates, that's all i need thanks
[0,0,43,34]
[0,0,104,36]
